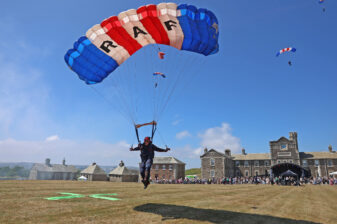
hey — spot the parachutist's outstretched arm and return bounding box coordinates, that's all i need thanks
[153,144,171,152]
[130,144,142,151]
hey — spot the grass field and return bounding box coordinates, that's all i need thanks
[0,181,336,224]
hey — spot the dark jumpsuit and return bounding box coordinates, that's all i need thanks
[133,143,166,181]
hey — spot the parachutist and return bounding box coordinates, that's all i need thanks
[288,61,292,66]
[130,136,170,189]
[155,83,158,88]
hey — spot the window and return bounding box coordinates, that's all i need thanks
[315,160,319,167]
[302,160,308,166]
[162,165,166,170]
[254,161,259,167]
[280,144,287,150]
[210,158,215,166]
[277,160,281,164]
[236,170,240,176]
[169,165,173,170]
[264,161,269,167]
[244,161,249,167]
[210,170,215,177]
[155,165,159,170]
[245,170,249,177]
[235,161,240,167]
[328,160,333,167]
[289,160,293,164]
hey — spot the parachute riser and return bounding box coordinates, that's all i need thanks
[134,121,157,143]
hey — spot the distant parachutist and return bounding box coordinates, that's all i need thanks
[288,61,292,66]
[158,52,165,59]
[155,83,158,88]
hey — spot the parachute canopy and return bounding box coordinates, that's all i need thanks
[153,72,166,78]
[276,47,296,57]
[64,3,219,85]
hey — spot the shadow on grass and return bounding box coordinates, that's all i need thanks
[134,203,318,224]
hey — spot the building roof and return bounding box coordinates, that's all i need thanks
[300,151,337,159]
[200,149,225,158]
[81,163,106,175]
[152,157,185,164]
[109,165,138,175]
[32,163,78,173]
[232,153,271,160]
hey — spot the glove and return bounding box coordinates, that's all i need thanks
[165,148,171,152]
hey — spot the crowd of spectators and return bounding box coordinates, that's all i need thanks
[152,176,337,186]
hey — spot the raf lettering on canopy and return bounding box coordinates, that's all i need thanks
[100,40,117,53]
[164,20,177,31]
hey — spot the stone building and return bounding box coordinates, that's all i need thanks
[109,161,139,182]
[29,158,78,180]
[201,132,337,179]
[142,157,185,181]
[80,162,107,181]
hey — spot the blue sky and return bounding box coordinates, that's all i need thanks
[0,0,336,168]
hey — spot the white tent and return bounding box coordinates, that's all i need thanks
[329,171,337,175]
[78,175,88,181]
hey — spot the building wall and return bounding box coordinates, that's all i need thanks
[149,163,185,180]
[201,157,224,179]
[81,173,107,181]
[109,175,138,182]
[303,159,337,177]
[270,133,300,166]
[234,160,271,177]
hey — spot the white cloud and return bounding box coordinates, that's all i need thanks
[0,138,137,166]
[45,135,60,142]
[198,123,241,154]
[176,130,191,139]
[172,119,182,126]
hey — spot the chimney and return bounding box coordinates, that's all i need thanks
[204,148,208,154]
[225,149,231,157]
[328,145,333,153]
[119,160,124,167]
[45,158,51,166]
[92,162,96,166]
[242,148,246,155]
[289,132,299,151]
[62,158,66,166]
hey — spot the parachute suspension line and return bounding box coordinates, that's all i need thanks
[156,128,167,147]
[109,70,137,124]
[157,52,207,123]
[154,51,196,122]
[89,85,134,125]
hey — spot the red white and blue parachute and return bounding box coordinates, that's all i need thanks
[276,47,296,57]
[153,72,166,78]
[64,3,219,85]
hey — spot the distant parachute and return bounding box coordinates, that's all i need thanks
[153,72,166,78]
[319,0,326,12]
[276,47,296,57]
